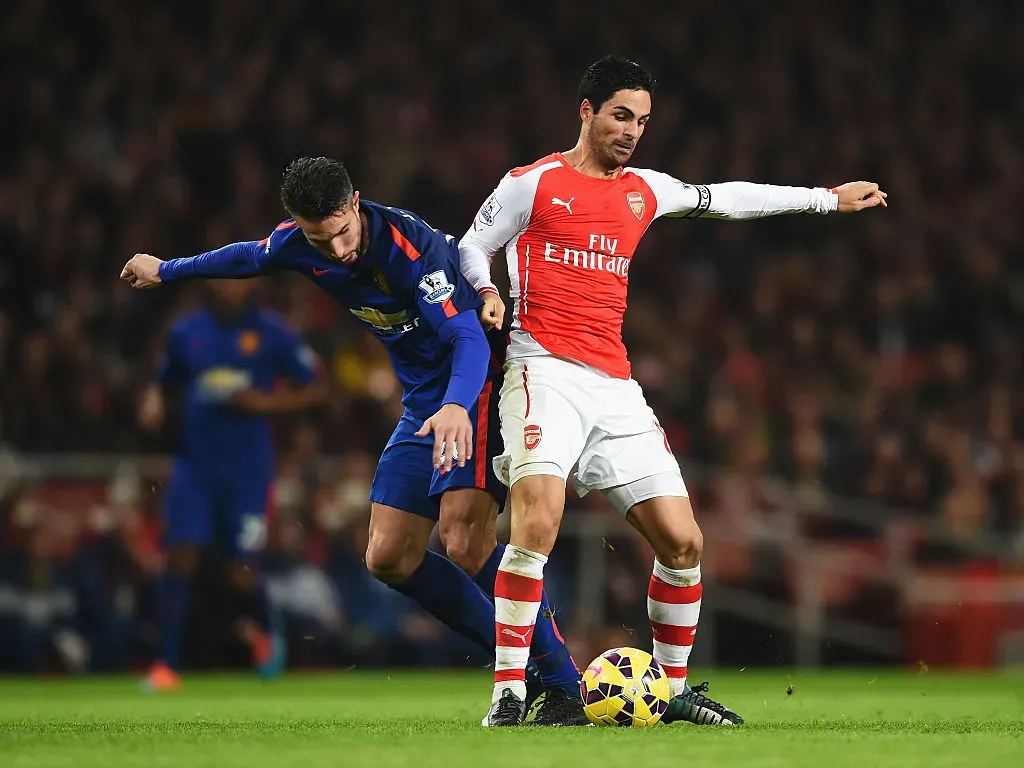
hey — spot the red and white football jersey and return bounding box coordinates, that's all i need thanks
[460,152,836,379]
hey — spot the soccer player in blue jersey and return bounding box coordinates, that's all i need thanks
[138,278,328,690]
[121,157,585,724]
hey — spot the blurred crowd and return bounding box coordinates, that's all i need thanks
[0,452,508,673]
[1,0,1023,670]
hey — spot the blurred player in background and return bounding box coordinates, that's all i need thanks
[122,158,586,724]
[139,278,328,690]
[460,55,888,726]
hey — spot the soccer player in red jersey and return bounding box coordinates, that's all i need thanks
[460,56,887,726]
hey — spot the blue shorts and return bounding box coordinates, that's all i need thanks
[369,379,506,520]
[161,459,271,559]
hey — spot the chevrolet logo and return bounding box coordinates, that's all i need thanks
[349,306,410,329]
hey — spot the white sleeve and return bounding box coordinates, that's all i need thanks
[458,172,533,295]
[633,168,838,220]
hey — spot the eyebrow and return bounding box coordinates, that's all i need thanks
[610,105,651,120]
[307,224,347,243]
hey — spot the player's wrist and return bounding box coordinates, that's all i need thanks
[825,187,839,213]
[478,286,499,297]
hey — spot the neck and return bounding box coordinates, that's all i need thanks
[562,138,621,180]
[359,211,370,253]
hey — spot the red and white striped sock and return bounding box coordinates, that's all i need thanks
[648,558,702,696]
[493,545,547,703]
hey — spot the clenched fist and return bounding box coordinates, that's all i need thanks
[479,290,505,331]
[834,182,888,213]
[120,254,165,289]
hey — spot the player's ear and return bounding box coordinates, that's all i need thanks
[351,191,360,212]
[580,99,593,123]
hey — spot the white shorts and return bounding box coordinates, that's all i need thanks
[492,356,687,514]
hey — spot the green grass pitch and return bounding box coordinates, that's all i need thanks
[1,670,1021,767]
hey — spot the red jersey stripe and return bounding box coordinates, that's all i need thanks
[475,381,491,489]
[389,222,421,261]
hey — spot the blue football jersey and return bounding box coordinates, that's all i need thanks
[257,201,487,418]
[158,308,319,474]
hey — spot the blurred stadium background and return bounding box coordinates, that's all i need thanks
[1,0,1022,679]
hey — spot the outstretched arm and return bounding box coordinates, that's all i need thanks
[635,171,887,220]
[120,241,272,289]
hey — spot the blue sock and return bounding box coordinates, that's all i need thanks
[392,550,498,654]
[156,573,191,670]
[474,544,581,696]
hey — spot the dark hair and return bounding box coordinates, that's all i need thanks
[577,55,657,115]
[280,156,354,221]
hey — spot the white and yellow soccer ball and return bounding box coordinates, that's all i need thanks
[580,647,672,727]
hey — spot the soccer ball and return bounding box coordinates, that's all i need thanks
[580,647,671,727]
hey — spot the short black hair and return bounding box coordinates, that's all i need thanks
[280,156,354,221]
[577,55,656,115]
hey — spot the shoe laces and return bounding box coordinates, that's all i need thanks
[495,690,523,720]
[532,688,574,723]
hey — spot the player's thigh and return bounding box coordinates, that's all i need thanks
[494,358,590,489]
[575,379,681,497]
[218,476,272,561]
[626,494,703,569]
[161,460,215,549]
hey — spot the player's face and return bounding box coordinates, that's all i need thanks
[585,89,652,170]
[296,191,364,265]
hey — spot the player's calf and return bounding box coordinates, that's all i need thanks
[438,488,499,577]
[148,544,199,683]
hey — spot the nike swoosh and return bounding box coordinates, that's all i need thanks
[312,267,334,276]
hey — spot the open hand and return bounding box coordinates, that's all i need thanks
[414,403,473,473]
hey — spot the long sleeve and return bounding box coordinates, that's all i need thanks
[631,168,838,220]
[435,310,489,412]
[458,240,498,296]
[459,171,537,295]
[697,181,837,218]
[158,241,269,282]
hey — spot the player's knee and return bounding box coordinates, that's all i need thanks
[656,526,703,570]
[364,538,423,585]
